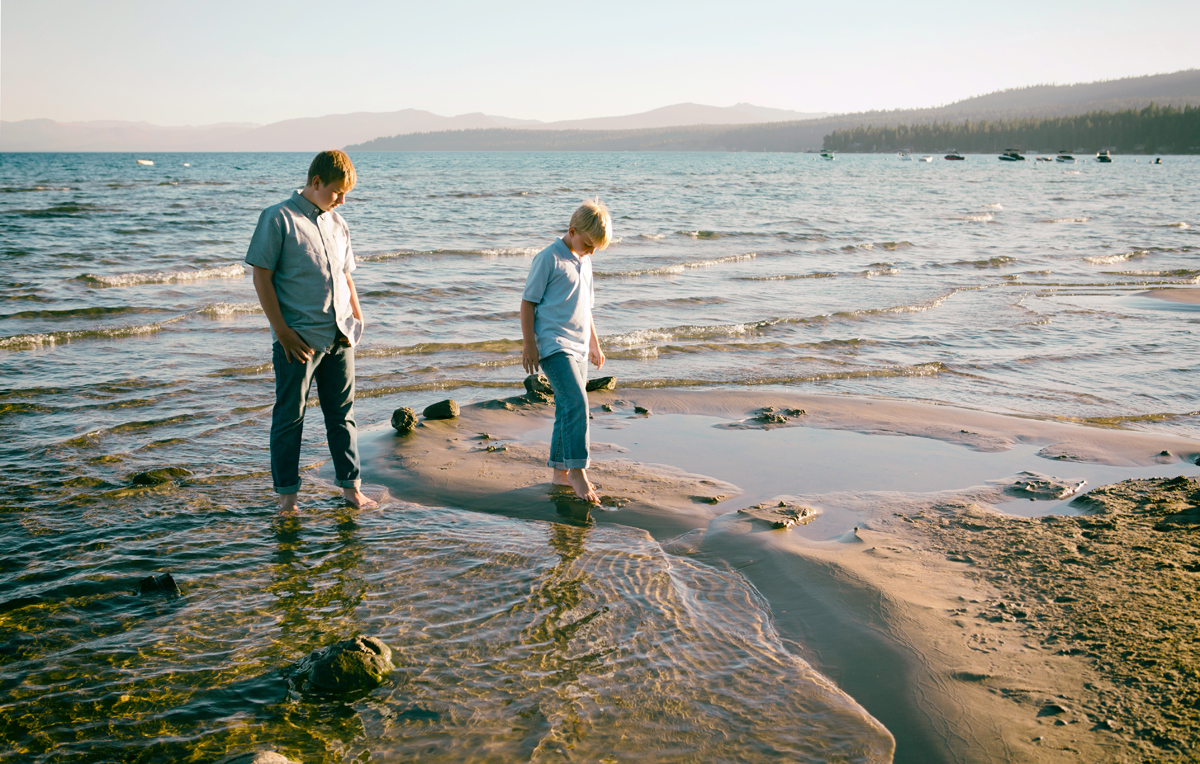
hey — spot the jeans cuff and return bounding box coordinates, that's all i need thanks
[274,482,301,495]
[548,459,591,470]
[336,478,362,489]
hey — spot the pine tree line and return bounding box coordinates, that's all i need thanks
[822,104,1200,154]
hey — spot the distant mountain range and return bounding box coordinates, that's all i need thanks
[4,70,1197,152]
[349,70,1200,153]
[0,103,825,152]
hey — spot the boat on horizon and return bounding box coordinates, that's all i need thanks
[998,150,1025,162]
[898,150,912,161]
[820,149,835,160]
[918,155,933,162]
[1096,150,1113,163]
[1055,151,1075,163]
[944,152,966,161]
[136,159,154,166]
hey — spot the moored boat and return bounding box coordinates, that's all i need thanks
[1096,150,1113,163]
[944,152,965,160]
[918,155,933,162]
[820,149,835,160]
[898,150,912,160]
[1055,150,1075,163]
[998,150,1025,162]
[136,159,154,166]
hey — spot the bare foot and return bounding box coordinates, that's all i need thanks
[551,468,572,487]
[278,493,299,514]
[566,468,599,504]
[343,487,378,509]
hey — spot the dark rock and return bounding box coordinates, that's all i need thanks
[390,407,417,434]
[602,404,614,412]
[634,406,651,415]
[217,752,300,764]
[586,376,616,392]
[524,374,554,397]
[524,390,552,404]
[136,573,181,597]
[422,400,459,420]
[289,635,394,694]
[695,495,726,505]
[129,467,191,486]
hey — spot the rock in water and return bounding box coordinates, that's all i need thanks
[290,636,395,694]
[634,406,651,415]
[422,400,459,420]
[586,376,616,392]
[390,407,417,433]
[217,752,300,764]
[739,501,819,529]
[524,374,554,397]
[129,467,192,486]
[136,573,181,597]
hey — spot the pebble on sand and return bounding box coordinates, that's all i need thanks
[422,400,460,420]
[390,407,417,434]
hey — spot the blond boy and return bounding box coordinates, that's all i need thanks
[521,200,612,503]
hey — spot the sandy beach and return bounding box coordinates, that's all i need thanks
[365,387,1200,764]
[1138,288,1200,305]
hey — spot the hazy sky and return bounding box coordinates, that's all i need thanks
[3,0,1198,125]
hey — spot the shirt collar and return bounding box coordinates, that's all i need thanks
[289,190,322,219]
[554,237,582,262]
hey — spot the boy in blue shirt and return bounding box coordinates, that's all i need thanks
[521,200,613,503]
[246,150,376,513]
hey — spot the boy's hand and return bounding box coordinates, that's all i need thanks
[522,344,540,375]
[278,326,314,363]
[589,342,605,370]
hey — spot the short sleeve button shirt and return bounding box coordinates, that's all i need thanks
[522,238,594,360]
[245,190,361,351]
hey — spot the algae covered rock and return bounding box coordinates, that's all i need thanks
[586,376,616,392]
[136,572,181,597]
[390,407,417,433]
[422,400,459,420]
[129,467,192,486]
[289,635,395,694]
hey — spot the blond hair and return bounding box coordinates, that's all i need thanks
[569,199,613,251]
[307,149,357,189]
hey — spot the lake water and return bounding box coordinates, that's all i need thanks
[1,151,1197,762]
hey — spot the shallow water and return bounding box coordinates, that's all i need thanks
[1,151,1197,761]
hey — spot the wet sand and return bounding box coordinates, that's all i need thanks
[1138,288,1200,305]
[361,388,1200,764]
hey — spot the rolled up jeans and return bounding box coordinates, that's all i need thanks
[270,339,361,494]
[540,351,590,470]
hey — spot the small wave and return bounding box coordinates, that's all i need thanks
[0,186,75,193]
[950,256,1017,269]
[0,305,163,321]
[860,268,898,278]
[880,241,912,250]
[596,253,756,278]
[983,203,1003,209]
[358,247,538,262]
[1039,217,1090,223]
[735,272,837,281]
[78,263,246,287]
[0,319,177,350]
[358,338,524,358]
[638,233,667,240]
[1165,222,1190,229]
[618,363,949,389]
[1105,269,1200,278]
[1083,251,1149,265]
[9,202,117,218]
[678,230,725,239]
[197,302,262,316]
[951,213,994,222]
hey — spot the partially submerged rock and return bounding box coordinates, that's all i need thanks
[634,406,651,415]
[1002,471,1086,500]
[739,500,819,529]
[423,400,459,420]
[288,636,395,694]
[136,572,181,597]
[129,467,191,486]
[390,407,417,434]
[586,376,617,392]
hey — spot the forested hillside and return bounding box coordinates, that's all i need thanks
[822,105,1200,154]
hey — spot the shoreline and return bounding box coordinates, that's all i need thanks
[361,388,1200,763]
[1137,288,1200,306]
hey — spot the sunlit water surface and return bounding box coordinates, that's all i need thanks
[2,151,1197,762]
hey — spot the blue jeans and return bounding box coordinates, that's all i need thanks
[540,351,590,470]
[270,340,361,494]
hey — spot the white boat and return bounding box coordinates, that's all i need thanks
[918,155,933,162]
[898,151,912,160]
[820,149,835,160]
[136,159,154,166]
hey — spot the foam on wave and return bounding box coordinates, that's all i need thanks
[596,253,756,278]
[78,263,247,287]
